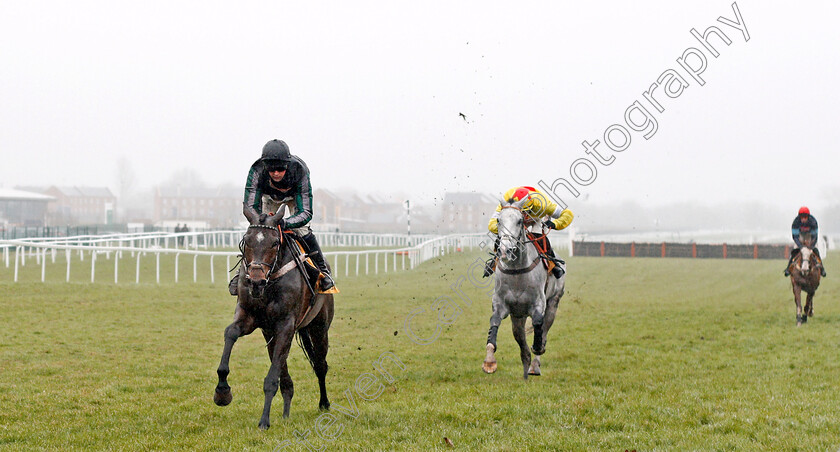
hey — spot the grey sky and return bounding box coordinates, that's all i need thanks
[1,1,838,213]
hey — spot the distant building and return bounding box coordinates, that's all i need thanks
[154,186,241,228]
[0,188,54,227]
[441,192,498,232]
[18,186,116,225]
[312,188,368,231]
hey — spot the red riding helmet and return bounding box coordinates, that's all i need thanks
[798,206,810,216]
[511,186,538,202]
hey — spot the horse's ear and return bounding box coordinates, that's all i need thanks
[498,196,508,207]
[512,197,527,210]
[243,203,259,224]
[266,205,286,228]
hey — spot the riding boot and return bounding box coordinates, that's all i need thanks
[301,232,335,292]
[544,247,566,279]
[483,257,496,278]
[482,236,501,278]
[784,250,798,276]
[228,274,239,296]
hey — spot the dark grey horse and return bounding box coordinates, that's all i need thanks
[214,204,335,429]
[482,199,565,379]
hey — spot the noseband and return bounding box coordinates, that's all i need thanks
[241,224,283,281]
[496,204,544,274]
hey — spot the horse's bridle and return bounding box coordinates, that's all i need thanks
[241,224,283,281]
[497,205,542,273]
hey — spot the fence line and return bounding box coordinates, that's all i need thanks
[0,233,487,284]
[572,241,791,259]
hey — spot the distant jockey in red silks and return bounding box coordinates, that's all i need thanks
[785,206,826,277]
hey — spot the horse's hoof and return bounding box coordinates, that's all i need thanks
[214,387,232,406]
[258,422,270,431]
[801,315,808,324]
[482,361,497,374]
[319,402,331,412]
[528,369,541,376]
[531,346,545,356]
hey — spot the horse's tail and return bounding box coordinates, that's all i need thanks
[296,328,317,371]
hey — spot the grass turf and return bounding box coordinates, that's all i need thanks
[0,250,839,451]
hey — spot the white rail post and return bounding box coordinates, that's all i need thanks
[136,253,141,284]
[345,254,349,277]
[175,253,180,283]
[156,253,160,284]
[355,254,360,276]
[90,251,96,283]
[14,247,20,282]
[210,255,215,284]
[193,255,198,282]
[365,253,369,275]
[66,249,71,282]
[114,250,119,284]
[41,248,47,282]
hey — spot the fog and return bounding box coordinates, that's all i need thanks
[2,1,838,222]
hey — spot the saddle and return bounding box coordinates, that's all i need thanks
[285,233,338,295]
[283,234,335,331]
[527,232,558,274]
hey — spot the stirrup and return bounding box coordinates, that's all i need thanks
[318,271,338,293]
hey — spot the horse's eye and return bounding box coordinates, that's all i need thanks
[273,240,280,247]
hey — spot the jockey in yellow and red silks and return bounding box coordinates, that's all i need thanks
[488,186,574,235]
[484,186,574,278]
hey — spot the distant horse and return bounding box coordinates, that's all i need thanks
[789,243,820,326]
[482,198,565,379]
[214,204,334,429]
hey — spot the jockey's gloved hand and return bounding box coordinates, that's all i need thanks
[542,220,556,230]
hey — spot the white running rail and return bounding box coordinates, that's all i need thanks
[0,233,489,284]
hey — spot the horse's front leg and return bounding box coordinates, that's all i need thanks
[793,284,803,326]
[483,297,509,374]
[511,316,531,380]
[805,291,815,318]
[530,291,548,355]
[259,316,296,430]
[215,305,257,406]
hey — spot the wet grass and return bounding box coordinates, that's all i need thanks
[1,249,839,450]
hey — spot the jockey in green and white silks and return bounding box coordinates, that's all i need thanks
[231,139,335,293]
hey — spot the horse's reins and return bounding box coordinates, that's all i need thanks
[240,224,320,332]
[497,205,544,275]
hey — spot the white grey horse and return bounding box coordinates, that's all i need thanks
[482,198,565,379]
